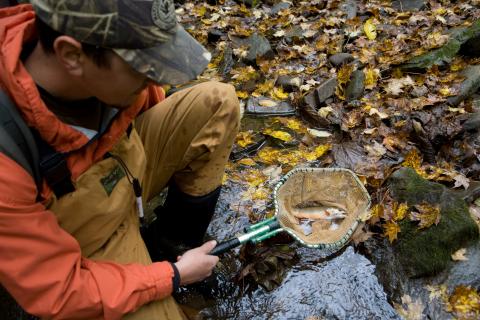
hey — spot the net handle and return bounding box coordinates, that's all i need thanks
[210,219,281,255]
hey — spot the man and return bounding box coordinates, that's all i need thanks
[0,0,240,319]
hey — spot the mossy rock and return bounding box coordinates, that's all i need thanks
[387,167,479,278]
[401,19,480,71]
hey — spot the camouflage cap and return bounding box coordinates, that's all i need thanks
[30,0,211,85]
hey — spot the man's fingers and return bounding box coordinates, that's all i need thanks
[199,240,217,253]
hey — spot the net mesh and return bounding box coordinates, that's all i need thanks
[274,168,370,246]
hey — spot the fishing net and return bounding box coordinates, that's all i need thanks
[273,167,371,250]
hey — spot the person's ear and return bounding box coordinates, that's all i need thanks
[53,36,85,77]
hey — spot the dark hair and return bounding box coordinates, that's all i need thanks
[35,18,111,68]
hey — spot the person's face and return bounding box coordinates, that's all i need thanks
[53,36,153,108]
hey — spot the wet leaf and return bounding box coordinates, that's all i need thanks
[383,221,400,243]
[236,131,256,148]
[384,76,415,95]
[238,158,257,166]
[271,87,290,100]
[393,203,409,221]
[451,248,468,261]
[318,106,334,118]
[394,295,425,320]
[363,18,377,40]
[364,67,380,90]
[446,286,480,318]
[307,128,332,138]
[426,284,448,302]
[410,203,441,230]
[258,99,278,107]
[263,128,293,142]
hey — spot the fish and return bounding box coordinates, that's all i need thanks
[291,207,347,221]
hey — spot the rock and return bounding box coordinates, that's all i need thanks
[305,77,338,109]
[275,75,302,92]
[461,34,480,56]
[329,53,354,67]
[463,111,480,131]
[447,64,480,106]
[340,0,357,19]
[270,1,290,15]
[387,167,479,277]
[237,33,273,63]
[411,85,428,98]
[234,0,261,7]
[207,28,226,43]
[345,70,365,101]
[218,45,234,78]
[391,0,426,11]
[245,96,296,116]
[401,20,480,71]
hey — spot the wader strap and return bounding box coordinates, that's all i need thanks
[0,90,41,189]
[0,89,75,198]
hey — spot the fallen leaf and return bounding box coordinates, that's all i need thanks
[237,158,257,166]
[236,131,256,148]
[364,18,377,40]
[451,248,468,261]
[364,67,380,89]
[271,87,290,100]
[410,203,441,230]
[318,106,334,118]
[394,295,425,320]
[307,128,332,138]
[384,76,415,95]
[259,99,278,107]
[446,285,480,318]
[453,174,470,189]
[393,203,409,221]
[383,221,400,243]
[263,129,293,142]
[426,284,448,302]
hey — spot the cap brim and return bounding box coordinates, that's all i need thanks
[113,26,211,86]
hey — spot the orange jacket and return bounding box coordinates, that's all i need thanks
[0,4,174,319]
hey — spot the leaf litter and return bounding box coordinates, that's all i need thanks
[176,0,480,315]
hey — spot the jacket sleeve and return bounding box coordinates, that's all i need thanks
[0,153,174,320]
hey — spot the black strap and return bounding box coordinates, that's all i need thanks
[0,89,74,198]
[0,90,41,189]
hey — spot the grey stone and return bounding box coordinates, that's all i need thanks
[345,70,365,101]
[461,34,480,56]
[411,85,428,98]
[340,0,357,19]
[270,1,290,15]
[392,0,426,11]
[329,53,354,67]
[275,75,302,91]
[305,77,338,109]
[447,64,480,106]
[242,33,273,63]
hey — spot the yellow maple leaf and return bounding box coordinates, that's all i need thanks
[263,128,293,142]
[252,187,269,200]
[364,18,377,40]
[371,204,384,219]
[244,169,267,187]
[236,131,255,148]
[236,91,249,99]
[336,64,354,100]
[271,87,289,100]
[254,80,275,95]
[393,203,409,221]
[257,147,281,164]
[402,149,423,171]
[383,221,400,243]
[446,285,480,318]
[364,67,380,90]
[410,203,441,229]
[237,158,257,166]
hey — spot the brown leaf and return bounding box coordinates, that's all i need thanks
[410,203,441,230]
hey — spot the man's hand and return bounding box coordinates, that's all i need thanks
[174,240,219,286]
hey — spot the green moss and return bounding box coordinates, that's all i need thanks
[401,19,480,71]
[388,168,479,277]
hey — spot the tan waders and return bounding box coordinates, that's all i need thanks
[47,82,240,319]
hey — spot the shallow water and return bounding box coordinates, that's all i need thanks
[177,185,400,320]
